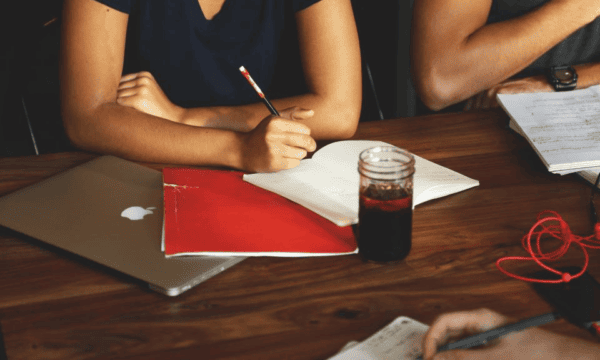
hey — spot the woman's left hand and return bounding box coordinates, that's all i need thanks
[117,71,184,122]
[463,75,554,111]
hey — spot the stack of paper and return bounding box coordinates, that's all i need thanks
[497,85,600,183]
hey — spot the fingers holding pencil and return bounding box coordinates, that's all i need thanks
[271,106,316,154]
[238,66,316,172]
[240,107,316,173]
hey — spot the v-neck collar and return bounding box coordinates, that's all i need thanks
[195,0,231,23]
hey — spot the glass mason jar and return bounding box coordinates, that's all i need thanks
[357,146,415,262]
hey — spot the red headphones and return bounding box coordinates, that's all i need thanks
[496,174,600,284]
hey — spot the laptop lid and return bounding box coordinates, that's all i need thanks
[0,155,245,296]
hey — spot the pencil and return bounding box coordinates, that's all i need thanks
[416,312,559,360]
[239,66,280,116]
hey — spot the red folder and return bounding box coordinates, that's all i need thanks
[162,168,357,257]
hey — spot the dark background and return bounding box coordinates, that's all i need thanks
[0,0,65,157]
[0,0,425,157]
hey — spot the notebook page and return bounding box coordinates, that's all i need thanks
[327,317,428,360]
[509,118,600,180]
[497,85,600,172]
[311,141,478,206]
[243,159,358,226]
[244,141,479,226]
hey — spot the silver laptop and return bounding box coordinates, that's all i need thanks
[0,155,245,296]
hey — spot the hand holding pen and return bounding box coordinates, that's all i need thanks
[419,309,573,360]
[238,66,316,173]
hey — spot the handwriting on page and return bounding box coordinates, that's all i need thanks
[328,317,429,360]
[498,85,600,171]
[524,93,600,151]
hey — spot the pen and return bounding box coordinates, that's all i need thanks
[416,312,559,360]
[239,66,280,116]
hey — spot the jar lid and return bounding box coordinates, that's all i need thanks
[358,146,415,180]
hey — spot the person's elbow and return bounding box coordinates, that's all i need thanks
[327,97,361,139]
[60,101,106,152]
[61,106,88,150]
[413,65,465,112]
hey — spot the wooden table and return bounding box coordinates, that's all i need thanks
[0,109,598,359]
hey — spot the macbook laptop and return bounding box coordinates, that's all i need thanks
[0,156,245,296]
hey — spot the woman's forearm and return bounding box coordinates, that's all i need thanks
[180,92,360,140]
[64,102,244,168]
[64,100,317,173]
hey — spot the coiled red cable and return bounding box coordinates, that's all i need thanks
[496,211,600,283]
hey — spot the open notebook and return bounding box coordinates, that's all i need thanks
[244,140,480,226]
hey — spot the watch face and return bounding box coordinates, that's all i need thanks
[555,69,574,83]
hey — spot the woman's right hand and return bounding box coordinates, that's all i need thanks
[239,107,317,173]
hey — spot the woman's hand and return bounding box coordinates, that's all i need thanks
[463,75,553,110]
[117,71,184,122]
[239,107,317,173]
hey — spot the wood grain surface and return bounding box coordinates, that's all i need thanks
[1,109,598,359]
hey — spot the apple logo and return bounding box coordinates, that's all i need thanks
[121,206,156,221]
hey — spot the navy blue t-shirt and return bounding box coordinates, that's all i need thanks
[93,0,320,107]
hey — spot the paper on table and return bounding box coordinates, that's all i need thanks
[243,140,479,226]
[337,341,361,354]
[508,114,600,182]
[498,85,600,172]
[327,317,428,360]
[312,142,478,207]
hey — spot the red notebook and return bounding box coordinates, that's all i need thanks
[162,168,357,257]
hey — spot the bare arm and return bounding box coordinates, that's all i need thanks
[411,0,600,111]
[272,0,362,138]
[60,0,315,172]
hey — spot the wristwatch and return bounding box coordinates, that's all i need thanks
[548,65,577,91]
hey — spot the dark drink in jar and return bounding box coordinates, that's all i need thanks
[358,185,412,262]
[357,146,415,263]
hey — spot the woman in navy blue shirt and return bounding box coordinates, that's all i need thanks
[59,0,361,172]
